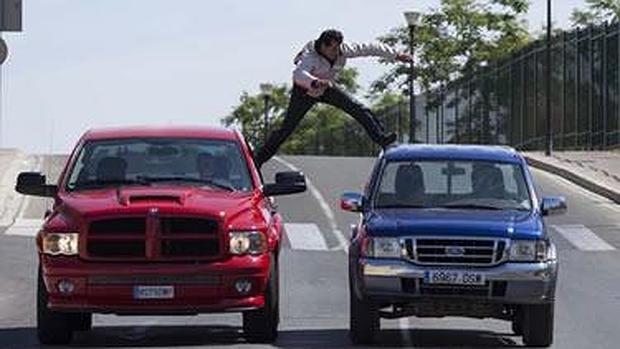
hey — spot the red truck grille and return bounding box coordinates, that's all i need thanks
[87,241,146,258]
[85,216,222,261]
[90,217,145,235]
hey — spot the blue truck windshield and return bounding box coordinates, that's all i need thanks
[374,160,532,211]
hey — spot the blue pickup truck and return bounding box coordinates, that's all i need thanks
[342,145,565,347]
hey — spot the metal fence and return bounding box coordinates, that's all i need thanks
[377,21,620,151]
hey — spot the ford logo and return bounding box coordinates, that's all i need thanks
[445,246,466,256]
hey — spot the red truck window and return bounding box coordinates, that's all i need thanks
[65,138,254,192]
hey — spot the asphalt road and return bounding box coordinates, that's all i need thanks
[0,154,619,348]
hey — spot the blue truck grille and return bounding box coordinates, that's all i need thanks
[404,237,508,266]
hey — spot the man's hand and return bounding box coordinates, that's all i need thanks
[395,53,413,63]
[312,79,332,90]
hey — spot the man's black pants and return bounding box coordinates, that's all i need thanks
[255,85,387,166]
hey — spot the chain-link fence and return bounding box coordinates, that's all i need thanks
[377,21,620,151]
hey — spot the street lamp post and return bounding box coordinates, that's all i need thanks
[0,0,23,148]
[259,83,274,146]
[545,0,553,156]
[404,11,422,143]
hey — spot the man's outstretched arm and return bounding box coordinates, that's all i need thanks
[342,42,412,62]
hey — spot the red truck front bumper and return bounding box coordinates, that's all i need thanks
[41,254,271,315]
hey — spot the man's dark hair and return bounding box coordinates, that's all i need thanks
[317,29,344,47]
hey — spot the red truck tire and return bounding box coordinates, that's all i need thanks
[37,268,74,345]
[243,254,279,343]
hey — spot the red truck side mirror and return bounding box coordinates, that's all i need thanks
[15,172,58,198]
[263,171,306,197]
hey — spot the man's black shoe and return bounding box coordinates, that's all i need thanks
[379,133,398,148]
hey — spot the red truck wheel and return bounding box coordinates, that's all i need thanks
[349,285,379,345]
[71,313,93,332]
[36,268,74,345]
[243,254,279,343]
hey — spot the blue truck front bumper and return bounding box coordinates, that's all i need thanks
[358,258,558,305]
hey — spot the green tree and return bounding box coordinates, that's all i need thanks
[372,0,531,94]
[368,91,409,143]
[370,91,406,111]
[571,0,620,27]
[221,84,289,148]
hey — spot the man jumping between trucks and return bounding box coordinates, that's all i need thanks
[254,29,413,167]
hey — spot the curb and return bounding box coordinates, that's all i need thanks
[524,155,620,204]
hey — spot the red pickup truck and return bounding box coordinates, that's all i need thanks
[16,126,306,345]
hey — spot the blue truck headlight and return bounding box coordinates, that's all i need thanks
[509,240,550,262]
[229,231,267,255]
[365,237,403,259]
[42,233,79,256]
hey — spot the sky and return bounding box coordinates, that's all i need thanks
[2,0,586,154]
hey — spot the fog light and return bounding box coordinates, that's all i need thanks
[536,270,551,280]
[57,280,75,295]
[235,279,252,294]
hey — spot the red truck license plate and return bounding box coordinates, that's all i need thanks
[133,286,175,299]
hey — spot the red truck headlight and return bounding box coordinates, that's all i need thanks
[229,231,267,255]
[41,233,79,256]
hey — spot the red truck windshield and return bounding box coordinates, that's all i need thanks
[65,138,253,192]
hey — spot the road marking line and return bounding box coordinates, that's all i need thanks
[273,157,349,252]
[284,223,328,251]
[5,218,43,237]
[16,155,46,216]
[3,156,46,237]
[552,224,616,251]
[531,168,620,214]
[0,152,32,226]
[399,317,413,345]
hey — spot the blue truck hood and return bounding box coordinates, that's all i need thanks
[365,209,544,239]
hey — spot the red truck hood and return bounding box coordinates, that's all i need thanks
[56,186,262,228]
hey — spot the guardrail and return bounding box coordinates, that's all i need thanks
[377,21,620,151]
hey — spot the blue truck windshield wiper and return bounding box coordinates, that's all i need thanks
[439,203,504,211]
[376,204,428,209]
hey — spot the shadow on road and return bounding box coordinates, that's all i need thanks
[278,329,520,348]
[0,326,522,348]
[0,325,244,348]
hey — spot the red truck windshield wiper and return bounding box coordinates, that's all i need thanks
[136,176,236,192]
[71,178,152,191]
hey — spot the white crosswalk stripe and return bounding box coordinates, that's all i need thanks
[5,219,333,250]
[284,223,328,251]
[6,219,618,254]
[552,224,616,251]
[5,218,43,237]
[274,157,349,252]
